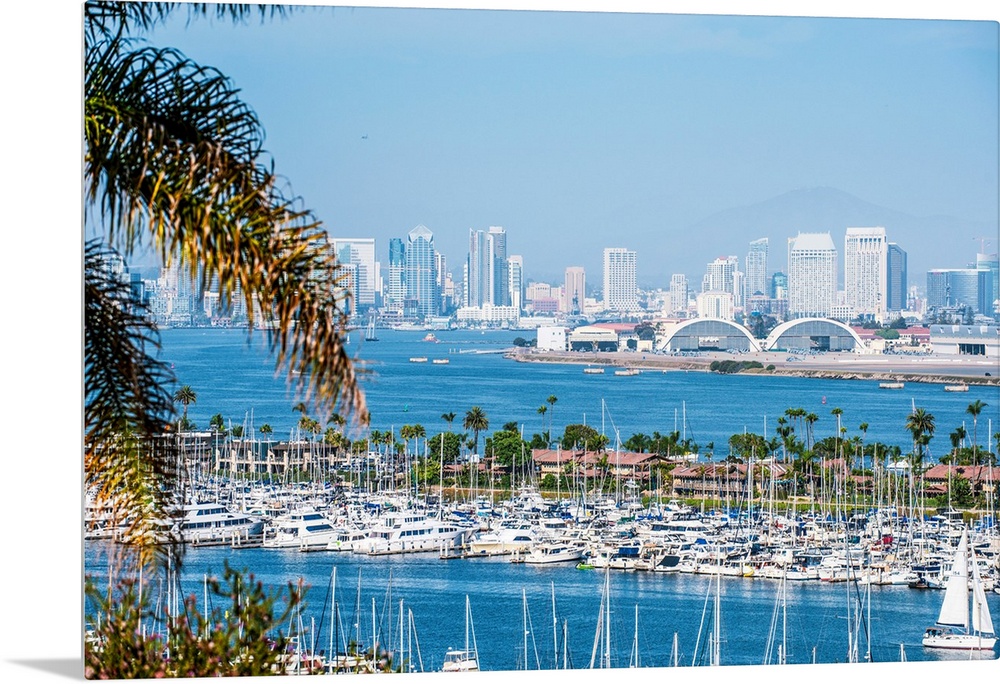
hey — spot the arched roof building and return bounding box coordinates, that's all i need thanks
[655,318,761,352]
[763,318,866,352]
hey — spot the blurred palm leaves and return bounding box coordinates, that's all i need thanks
[84,2,365,566]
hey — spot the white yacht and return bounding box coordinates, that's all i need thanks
[354,511,474,555]
[518,540,586,565]
[262,508,340,550]
[466,519,539,557]
[158,502,264,545]
[325,527,368,553]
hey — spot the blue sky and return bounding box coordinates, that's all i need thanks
[137,4,999,285]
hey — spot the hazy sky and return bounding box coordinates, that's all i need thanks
[142,4,999,286]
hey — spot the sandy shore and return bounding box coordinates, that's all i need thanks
[506,348,1000,386]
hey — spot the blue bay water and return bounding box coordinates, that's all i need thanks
[84,328,1000,670]
[158,328,999,456]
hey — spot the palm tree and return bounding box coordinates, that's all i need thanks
[84,3,364,566]
[546,394,558,436]
[442,412,456,430]
[966,400,987,466]
[173,385,197,430]
[536,405,548,442]
[905,407,936,468]
[463,407,489,459]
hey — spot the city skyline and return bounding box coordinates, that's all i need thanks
[131,4,998,284]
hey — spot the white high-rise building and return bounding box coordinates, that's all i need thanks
[787,233,837,318]
[745,238,768,300]
[669,274,689,316]
[696,291,735,320]
[844,227,888,321]
[330,238,377,311]
[564,266,586,314]
[508,255,523,313]
[603,248,639,312]
[406,225,437,319]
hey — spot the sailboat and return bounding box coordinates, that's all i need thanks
[921,530,996,651]
[364,312,379,342]
[442,595,479,672]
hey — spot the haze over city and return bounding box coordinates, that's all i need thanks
[133,3,998,286]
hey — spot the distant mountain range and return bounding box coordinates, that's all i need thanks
[649,186,995,290]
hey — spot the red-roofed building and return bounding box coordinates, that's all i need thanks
[923,464,997,497]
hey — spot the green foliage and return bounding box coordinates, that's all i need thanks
[728,432,770,461]
[709,360,765,374]
[875,328,900,339]
[485,429,530,467]
[427,432,463,462]
[560,423,608,451]
[85,563,304,678]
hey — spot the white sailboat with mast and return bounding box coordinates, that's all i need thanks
[442,595,480,671]
[922,530,996,651]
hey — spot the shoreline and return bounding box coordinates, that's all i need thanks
[506,348,1000,387]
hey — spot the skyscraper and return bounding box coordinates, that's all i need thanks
[886,243,908,313]
[466,227,510,307]
[669,274,688,316]
[976,252,999,309]
[564,266,586,314]
[330,238,377,312]
[405,225,437,319]
[926,268,993,315]
[787,233,837,318]
[603,247,639,312]
[488,226,509,307]
[386,237,406,315]
[508,255,524,312]
[844,227,888,320]
[745,238,769,300]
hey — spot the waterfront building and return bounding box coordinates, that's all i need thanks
[669,274,689,316]
[405,224,437,320]
[564,266,586,314]
[887,243,908,315]
[330,238,377,313]
[844,227,888,321]
[787,233,837,318]
[696,291,735,321]
[929,323,1000,356]
[466,226,510,308]
[536,325,568,351]
[975,252,999,312]
[926,268,993,315]
[454,303,519,326]
[386,237,406,316]
[745,238,769,301]
[603,247,639,312]
[508,255,524,313]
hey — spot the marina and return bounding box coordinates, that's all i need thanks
[83,328,1000,670]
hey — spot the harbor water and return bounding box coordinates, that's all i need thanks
[83,327,1000,669]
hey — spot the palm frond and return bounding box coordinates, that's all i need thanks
[84,240,181,567]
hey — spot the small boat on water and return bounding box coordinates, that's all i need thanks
[944,384,969,392]
[921,530,996,651]
[432,358,450,364]
[519,541,586,565]
[262,508,339,550]
[583,367,604,375]
[879,381,904,389]
[613,368,640,376]
[409,357,429,363]
[442,596,479,672]
[423,332,439,343]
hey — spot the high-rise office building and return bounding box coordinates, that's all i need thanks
[488,226,509,307]
[787,233,837,318]
[886,243,908,314]
[844,227,888,320]
[771,272,787,300]
[976,252,999,310]
[330,238,377,312]
[603,247,639,312]
[745,238,769,299]
[669,274,689,316]
[564,266,586,314]
[386,237,406,315]
[508,255,524,312]
[405,225,437,319]
[465,227,510,307]
[926,268,993,315]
